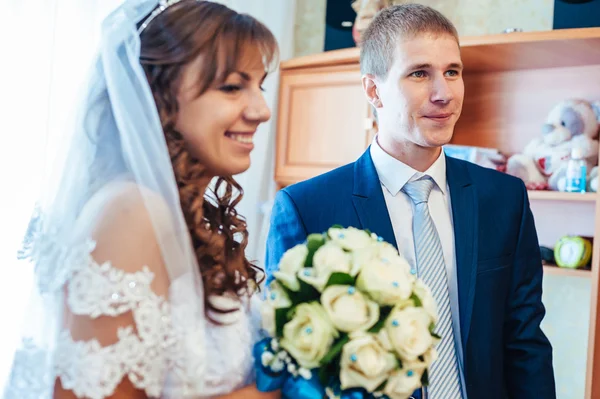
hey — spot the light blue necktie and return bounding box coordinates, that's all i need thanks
[402,177,463,399]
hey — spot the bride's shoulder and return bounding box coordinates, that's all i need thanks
[80,180,173,234]
[75,181,175,276]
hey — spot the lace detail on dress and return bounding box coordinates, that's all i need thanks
[60,256,190,399]
[4,252,200,399]
[5,244,261,399]
[67,260,157,318]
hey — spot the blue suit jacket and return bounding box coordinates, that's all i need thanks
[265,148,556,399]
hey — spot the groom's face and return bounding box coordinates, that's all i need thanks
[372,32,464,150]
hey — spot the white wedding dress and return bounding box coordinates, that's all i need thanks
[3,183,264,399]
[4,238,263,399]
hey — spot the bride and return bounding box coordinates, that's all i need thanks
[3,0,281,398]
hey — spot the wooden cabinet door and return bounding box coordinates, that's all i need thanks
[275,66,372,186]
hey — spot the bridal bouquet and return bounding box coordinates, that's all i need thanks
[255,226,440,399]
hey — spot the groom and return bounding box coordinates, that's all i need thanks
[265,4,555,399]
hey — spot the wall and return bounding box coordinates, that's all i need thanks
[294,0,554,57]
[542,274,591,399]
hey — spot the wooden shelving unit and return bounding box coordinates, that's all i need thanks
[529,191,597,202]
[544,265,592,278]
[274,27,600,398]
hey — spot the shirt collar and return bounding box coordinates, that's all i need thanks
[370,136,447,196]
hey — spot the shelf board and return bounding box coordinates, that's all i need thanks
[281,27,600,74]
[543,265,591,278]
[460,28,600,73]
[528,191,597,202]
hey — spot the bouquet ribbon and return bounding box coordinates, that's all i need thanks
[254,339,373,399]
[253,338,289,392]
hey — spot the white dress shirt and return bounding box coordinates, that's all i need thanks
[370,138,467,397]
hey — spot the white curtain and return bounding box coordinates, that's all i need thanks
[0,0,295,390]
[0,0,123,389]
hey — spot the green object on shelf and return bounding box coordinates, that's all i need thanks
[554,236,592,269]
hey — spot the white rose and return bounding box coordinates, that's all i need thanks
[320,285,379,333]
[313,241,354,274]
[273,244,308,291]
[267,281,293,308]
[413,280,438,324]
[355,255,414,306]
[352,241,406,270]
[384,361,428,399]
[280,302,339,369]
[261,282,293,336]
[422,347,439,367]
[328,227,374,251]
[298,241,355,292]
[340,331,397,392]
[381,306,433,361]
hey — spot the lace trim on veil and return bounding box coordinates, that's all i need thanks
[18,210,99,294]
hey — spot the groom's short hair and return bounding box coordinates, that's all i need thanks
[360,4,459,79]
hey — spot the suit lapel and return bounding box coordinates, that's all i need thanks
[446,156,478,350]
[351,149,397,248]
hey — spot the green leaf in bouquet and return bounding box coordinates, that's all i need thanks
[288,279,321,303]
[320,334,349,366]
[374,380,387,392]
[410,293,423,308]
[318,334,349,387]
[275,281,307,309]
[429,322,436,333]
[324,272,355,288]
[431,331,442,340]
[275,307,292,337]
[330,224,344,229]
[305,233,326,267]
[368,306,392,334]
[318,360,340,387]
[421,369,430,386]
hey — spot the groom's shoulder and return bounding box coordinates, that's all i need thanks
[283,162,355,202]
[451,157,526,202]
[466,159,523,188]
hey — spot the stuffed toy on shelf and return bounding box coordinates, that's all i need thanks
[505,99,600,191]
[351,0,390,45]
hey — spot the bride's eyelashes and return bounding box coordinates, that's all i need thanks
[219,83,266,94]
[219,84,242,93]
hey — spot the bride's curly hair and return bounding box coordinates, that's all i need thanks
[138,0,278,322]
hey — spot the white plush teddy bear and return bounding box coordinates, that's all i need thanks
[506,99,600,191]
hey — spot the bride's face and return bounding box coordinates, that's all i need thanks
[174,50,272,177]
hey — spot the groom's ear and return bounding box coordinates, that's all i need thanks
[362,74,383,109]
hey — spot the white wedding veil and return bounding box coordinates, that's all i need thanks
[3,0,208,397]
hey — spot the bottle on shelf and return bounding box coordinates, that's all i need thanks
[564,148,587,193]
